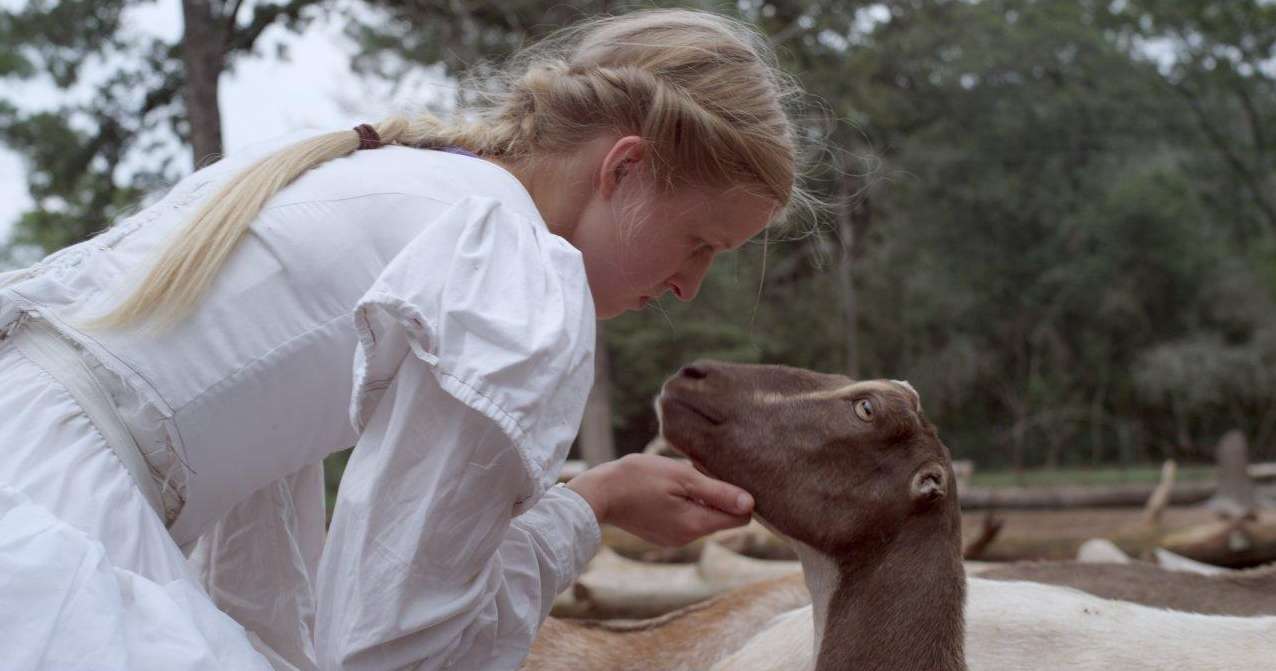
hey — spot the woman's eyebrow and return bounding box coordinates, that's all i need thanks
[702,234,729,251]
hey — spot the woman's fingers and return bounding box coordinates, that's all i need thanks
[677,465,754,516]
[567,453,757,547]
[665,459,753,544]
[676,498,752,539]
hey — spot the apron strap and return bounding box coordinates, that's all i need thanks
[12,318,167,522]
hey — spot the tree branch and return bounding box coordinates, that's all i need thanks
[1229,75,1268,164]
[768,1,826,48]
[1169,79,1276,232]
[222,0,248,48]
[227,0,324,55]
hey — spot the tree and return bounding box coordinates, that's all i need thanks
[1116,0,1276,238]
[9,0,1275,469]
[0,0,327,254]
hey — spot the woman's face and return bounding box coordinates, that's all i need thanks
[515,134,777,319]
[572,183,774,319]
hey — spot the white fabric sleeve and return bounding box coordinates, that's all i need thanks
[348,195,595,513]
[315,195,598,670]
[184,463,327,671]
[314,356,601,670]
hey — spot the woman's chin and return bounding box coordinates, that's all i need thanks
[595,301,626,319]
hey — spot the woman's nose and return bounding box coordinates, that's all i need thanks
[670,262,711,302]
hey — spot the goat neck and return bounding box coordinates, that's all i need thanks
[793,509,966,671]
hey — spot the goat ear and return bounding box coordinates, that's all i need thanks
[910,463,947,506]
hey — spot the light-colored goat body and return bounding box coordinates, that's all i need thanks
[551,543,801,619]
[524,574,810,671]
[710,577,1276,671]
[1075,538,1131,564]
[1153,547,1229,574]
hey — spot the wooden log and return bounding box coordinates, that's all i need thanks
[697,541,800,591]
[959,460,1276,511]
[700,520,796,561]
[1251,462,1276,481]
[961,511,1003,560]
[956,507,1216,562]
[562,549,715,619]
[1142,460,1176,526]
[958,481,1215,510]
[601,520,796,563]
[959,506,1276,565]
[1160,512,1276,569]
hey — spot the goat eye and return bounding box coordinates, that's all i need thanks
[853,398,874,422]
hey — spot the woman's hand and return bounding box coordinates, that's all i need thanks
[565,453,754,547]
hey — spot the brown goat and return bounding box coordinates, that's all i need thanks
[526,361,967,671]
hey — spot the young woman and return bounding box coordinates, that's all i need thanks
[0,9,805,670]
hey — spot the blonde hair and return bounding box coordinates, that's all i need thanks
[95,8,809,328]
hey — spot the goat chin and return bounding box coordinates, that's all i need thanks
[709,578,1276,671]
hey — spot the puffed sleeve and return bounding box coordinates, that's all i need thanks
[314,196,600,670]
[347,196,594,513]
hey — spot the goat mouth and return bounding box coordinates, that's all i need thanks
[657,437,720,480]
[660,395,724,426]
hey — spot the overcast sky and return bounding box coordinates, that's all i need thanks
[0,0,450,245]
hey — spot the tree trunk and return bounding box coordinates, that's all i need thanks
[1088,376,1107,466]
[1208,430,1256,519]
[181,0,228,166]
[578,322,616,466]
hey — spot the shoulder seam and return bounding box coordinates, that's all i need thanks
[261,191,459,213]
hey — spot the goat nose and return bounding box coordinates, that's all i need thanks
[679,364,709,380]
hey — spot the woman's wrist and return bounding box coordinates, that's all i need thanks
[565,463,613,526]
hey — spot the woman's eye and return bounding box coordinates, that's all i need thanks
[685,243,712,263]
[853,398,874,422]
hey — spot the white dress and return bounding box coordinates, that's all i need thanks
[0,134,601,670]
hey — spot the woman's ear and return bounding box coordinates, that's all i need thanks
[598,135,646,199]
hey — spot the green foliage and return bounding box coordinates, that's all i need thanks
[0,0,324,256]
[4,0,131,87]
[346,0,731,78]
[0,0,181,253]
[6,0,1276,469]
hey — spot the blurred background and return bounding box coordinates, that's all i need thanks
[3,0,1275,496]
